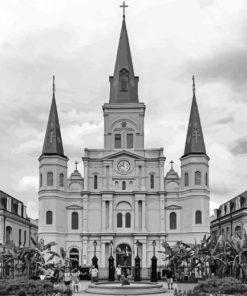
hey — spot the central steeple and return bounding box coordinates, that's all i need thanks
[109,3,139,103]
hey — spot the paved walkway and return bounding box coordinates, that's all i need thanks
[73,281,197,296]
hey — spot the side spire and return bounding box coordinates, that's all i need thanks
[109,2,139,103]
[41,76,66,158]
[182,76,206,157]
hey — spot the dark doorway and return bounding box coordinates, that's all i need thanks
[116,244,132,267]
[69,248,79,268]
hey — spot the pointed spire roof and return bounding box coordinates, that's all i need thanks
[183,76,206,157]
[41,76,66,159]
[109,7,139,103]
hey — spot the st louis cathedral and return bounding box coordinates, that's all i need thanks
[38,7,210,277]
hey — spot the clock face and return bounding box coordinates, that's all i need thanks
[117,160,131,174]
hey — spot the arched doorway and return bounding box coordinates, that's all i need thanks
[69,248,79,269]
[116,244,132,267]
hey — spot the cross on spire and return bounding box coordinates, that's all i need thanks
[193,125,200,143]
[75,160,78,171]
[170,160,174,170]
[120,1,128,18]
[192,75,196,96]
[52,75,56,98]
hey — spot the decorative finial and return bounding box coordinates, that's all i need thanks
[52,75,55,98]
[170,160,174,170]
[192,75,196,96]
[75,160,78,171]
[120,1,128,18]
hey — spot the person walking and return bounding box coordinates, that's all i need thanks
[91,265,98,283]
[71,268,80,293]
[166,266,174,290]
[116,265,122,281]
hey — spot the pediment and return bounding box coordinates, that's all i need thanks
[66,204,83,210]
[103,150,145,161]
[165,204,182,210]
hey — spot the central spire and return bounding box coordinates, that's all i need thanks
[109,2,139,103]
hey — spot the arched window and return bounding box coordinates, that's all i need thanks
[127,134,133,148]
[19,229,21,246]
[170,212,177,230]
[150,174,154,189]
[40,174,42,187]
[59,173,64,187]
[72,212,79,230]
[205,173,208,186]
[115,181,119,189]
[195,171,201,185]
[195,210,202,224]
[117,213,122,227]
[122,181,126,190]
[129,181,133,189]
[69,248,79,267]
[119,68,129,91]
[184,173,189,187]
[47,172,53,186]
[126,213,131,228]
[94,175,98,189]
[115,134,121,149]
[235,226,242,238]
[46,211,53,224]
[6,226,12,244]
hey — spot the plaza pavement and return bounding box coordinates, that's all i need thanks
[74,281,198,296]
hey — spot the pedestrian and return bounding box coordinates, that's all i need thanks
[71,268,80,293]
[116,265,122,281]
[63,269,72,292]
[91,265,98,283]
[166,266,174,290]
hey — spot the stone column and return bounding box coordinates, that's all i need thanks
[135,200,139,231]
[109,200,113,231]
[142,242,147,267]
[102,200,106,231]
[142,200,146,232]
[123,213,126,228]
[82,196,88,233]
[84,161,88,191]
[101,242,106,267]
[82,236,88,265]
[160,195,165,232]
[160,160,164,191]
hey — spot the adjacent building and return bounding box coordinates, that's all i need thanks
[38,11,210,277]
[0,190,38,251]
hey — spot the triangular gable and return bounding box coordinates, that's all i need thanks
[165,204,182,210]
[66,204,83,210]
[103,150,145,160]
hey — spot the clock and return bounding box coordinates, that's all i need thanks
[117,160,131,174]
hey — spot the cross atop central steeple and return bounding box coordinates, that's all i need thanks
[120,1,128,18]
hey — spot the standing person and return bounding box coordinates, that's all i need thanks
[116,265,122,281]
[64,269,72,292]
[91,265,98,283]
[166,266,174,290]
[71,268,80,293]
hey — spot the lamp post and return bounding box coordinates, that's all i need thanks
[92,240,98,269]
[108,240,115,281]
[134,240,141,281]
[151,240,157,282]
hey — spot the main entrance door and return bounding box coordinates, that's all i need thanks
[116,244,132,266]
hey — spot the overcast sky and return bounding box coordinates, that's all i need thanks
[1,0,247,219]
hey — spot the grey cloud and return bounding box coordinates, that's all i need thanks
[208,116,234,126]
[230,138,247,155]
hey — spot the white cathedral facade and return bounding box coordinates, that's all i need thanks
[38,13,210,276]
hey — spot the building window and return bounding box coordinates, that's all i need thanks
[127,134,133,148]
[235,226,242,238]
[205,173,208,186]
[40,174,42,187]
[24,230,26,247]
[122,181,126,190]
[59,173,64,187]
[72,212,79,230]
[170,212,177,230]
[6,226,12,244]
[184,173,189,187]
[94,175,98,189]
[46,211,53,224]
[115,134,121,149]
[117,213,122,227]
[150,174,154,189]
[47,172,53,186]
[115,181,119,189]
[195,171,201,185]
[119,68,129,91]
[195,210,202,224]
[126,213,131,228]
[19,229,22,246]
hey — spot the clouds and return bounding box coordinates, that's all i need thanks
[0,0,247,219]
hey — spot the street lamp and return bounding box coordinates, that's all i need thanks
[134,240,141,281]
[108,240,115,281]
[151,240,157,282]
[92,240,98,269]
[110,240,113,256]
[136,240,140,256]
[152,240,156,256]
[93,240,97,256]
